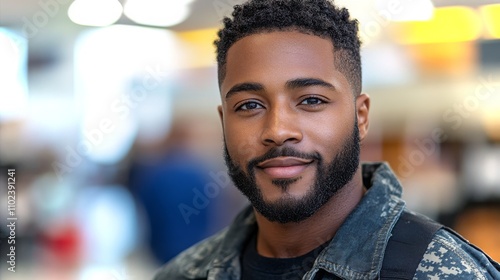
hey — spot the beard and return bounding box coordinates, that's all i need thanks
[223,119,360,224]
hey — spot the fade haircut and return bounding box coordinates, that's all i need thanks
[214,0,362,95]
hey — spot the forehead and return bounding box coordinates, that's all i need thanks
[222,31,337,94]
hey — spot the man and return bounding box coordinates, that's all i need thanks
[154,0,500,279]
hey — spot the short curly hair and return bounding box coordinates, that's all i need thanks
[214,0,362,95]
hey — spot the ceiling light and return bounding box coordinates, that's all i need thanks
[124,0,193,27]
[68,0,123,27]
[375,0,434,22]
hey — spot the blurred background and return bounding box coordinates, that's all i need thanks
[0,0,499,279]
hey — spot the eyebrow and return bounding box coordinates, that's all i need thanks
[286,78,335,90]
[225,82,264,100]
[225,78,335,100]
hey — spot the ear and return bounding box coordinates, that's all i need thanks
[217,105,224,127]
[356,93,370,141]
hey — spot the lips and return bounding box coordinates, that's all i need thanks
[256,157,313,179]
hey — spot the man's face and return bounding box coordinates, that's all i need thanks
[218,31,369,223]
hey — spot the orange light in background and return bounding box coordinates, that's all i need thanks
[391,6,482,44]
[480,4,500,39]
[482,113,500,141]
[454,207,500,261]
[406,42,477,76]
[177,28,218,69]
[481,92,500,141]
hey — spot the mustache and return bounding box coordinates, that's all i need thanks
[248,146,321,171]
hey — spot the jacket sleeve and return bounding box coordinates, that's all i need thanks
[412,229,500,280]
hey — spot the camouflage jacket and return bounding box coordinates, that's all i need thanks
[154,163,500,280]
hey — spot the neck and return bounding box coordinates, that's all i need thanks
[253,167,365,258]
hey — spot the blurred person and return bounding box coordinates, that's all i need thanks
[154,0,500,279]
[129,121,214,264]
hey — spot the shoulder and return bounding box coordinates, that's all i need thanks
[153,228,229,280]
[414,228,500,280]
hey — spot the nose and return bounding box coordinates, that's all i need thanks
[260,106,303,146]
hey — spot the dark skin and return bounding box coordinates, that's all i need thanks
[218,31,370,258]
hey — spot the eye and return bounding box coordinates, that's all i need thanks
[236,101,264,111]
[300,97,325,106]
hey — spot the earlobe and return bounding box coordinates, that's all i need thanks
[356,93,370,141]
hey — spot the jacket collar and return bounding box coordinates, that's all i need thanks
[314,162,405,279]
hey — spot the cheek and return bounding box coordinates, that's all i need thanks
[304,111,353,157]
[224,121,261,163]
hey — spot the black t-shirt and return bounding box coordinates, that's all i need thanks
[241,234,330,280]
